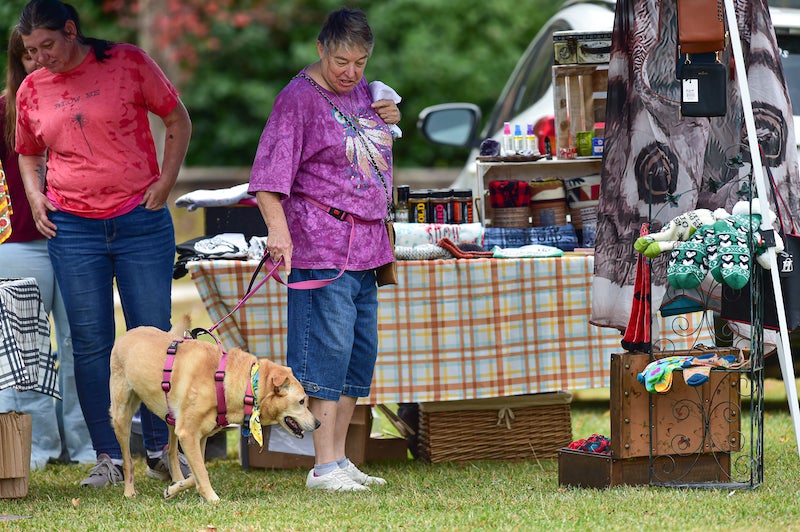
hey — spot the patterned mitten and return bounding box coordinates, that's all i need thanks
[711,218,752,289]
[667,225,714,289]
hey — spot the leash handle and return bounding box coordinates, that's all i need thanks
[206,212,356,333]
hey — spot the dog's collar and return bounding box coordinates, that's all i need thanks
[242,364,262,446]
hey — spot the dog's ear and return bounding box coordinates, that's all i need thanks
[260,360,290,393]
[271,372,289,390]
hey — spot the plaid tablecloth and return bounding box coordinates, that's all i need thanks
[189,256,707,404]
[0,277,59,398]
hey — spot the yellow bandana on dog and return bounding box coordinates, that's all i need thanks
[249,365,263,447]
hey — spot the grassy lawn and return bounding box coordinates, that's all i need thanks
[2,402,800,531]
[9,205,786,529]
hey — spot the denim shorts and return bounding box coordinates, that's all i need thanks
[286,268,378,401]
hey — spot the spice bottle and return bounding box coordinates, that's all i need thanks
[408,190,429,224]
[395,185,410,223]
[431,189,451,224]
[452,189,473,224]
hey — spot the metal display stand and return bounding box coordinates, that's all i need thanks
[641,0,800,490]
[723,0,800,456]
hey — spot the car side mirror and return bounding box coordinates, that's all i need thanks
[416,103,482,149]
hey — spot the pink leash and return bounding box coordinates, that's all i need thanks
[205,194,367,334]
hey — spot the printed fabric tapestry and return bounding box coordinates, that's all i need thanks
[591,0,800,332]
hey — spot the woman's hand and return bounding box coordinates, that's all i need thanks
[256,191,294,275]
[141,178,172,210]
[28,190,58,239]
[372,99,401,124]
[18,153,58,238]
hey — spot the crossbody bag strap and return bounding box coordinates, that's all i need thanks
[298,72,393,221]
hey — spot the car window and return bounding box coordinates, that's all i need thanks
[484,19,572,138]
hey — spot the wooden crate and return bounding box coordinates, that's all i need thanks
[610,350,743,459]
[553,64,608,153]
[558,448,732,488]
[417,392,572,463]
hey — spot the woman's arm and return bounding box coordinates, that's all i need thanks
[256,190,293,274]
[142,100,192,210]
[18,152,57,238]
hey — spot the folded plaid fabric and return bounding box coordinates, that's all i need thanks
[0,278,59,398]
[488,180,531,208]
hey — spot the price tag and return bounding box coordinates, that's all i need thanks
[682,78,699,103]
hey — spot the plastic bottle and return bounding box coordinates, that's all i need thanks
[513,124,525,154]
[502,122,514,156]
[526,124,539,155]
[395,185,410,223]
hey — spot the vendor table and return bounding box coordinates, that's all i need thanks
[0,277,59,397]
[189,256,706,404]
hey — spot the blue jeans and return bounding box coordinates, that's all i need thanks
[48,206,175,459]
[286,269,379,401]
[0,239,94,469]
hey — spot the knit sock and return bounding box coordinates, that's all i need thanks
[683,365,712,386]
[313,461,338,477]
[336,457,350,469]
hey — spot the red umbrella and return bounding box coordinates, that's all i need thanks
[621,223,651,352]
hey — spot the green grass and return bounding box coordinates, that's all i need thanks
[2,404,800,531]
[40,206,795,530]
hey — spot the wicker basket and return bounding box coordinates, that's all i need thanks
[491,206,532,228]
[530,198,568,227]
[567,200,599,229]
[417,392,572,463]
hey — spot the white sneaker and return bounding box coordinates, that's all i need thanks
[306,468,370,492]
[341,461,387,486]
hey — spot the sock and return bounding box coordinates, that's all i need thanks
[314,461,338,477]
[146,449,164,460]
[111,458,124,467]
[683,365,711,386]
[336,457,350,469]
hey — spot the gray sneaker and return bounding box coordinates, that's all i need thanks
[79,454,123,488]
[146,446,192,482]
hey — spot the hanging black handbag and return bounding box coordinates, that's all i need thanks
[680,54,727,117]
[721,159,800,331]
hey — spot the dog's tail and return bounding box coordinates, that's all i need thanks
[170,314,192,337]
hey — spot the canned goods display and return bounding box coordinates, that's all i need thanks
[405,188,474,224]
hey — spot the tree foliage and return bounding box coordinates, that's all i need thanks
[1,0,560,168]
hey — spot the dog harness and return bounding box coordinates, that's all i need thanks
[162,338,256,430]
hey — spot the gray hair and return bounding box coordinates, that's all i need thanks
[317,7,374,57]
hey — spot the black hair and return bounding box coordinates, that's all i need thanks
[18,0,113,62]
